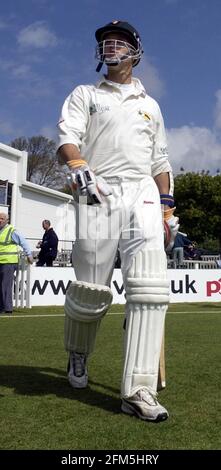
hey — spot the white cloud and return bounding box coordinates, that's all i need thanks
[167,125,221,174]
[12,78,55,100]
[137,56,165,99]
[17,21,58,48]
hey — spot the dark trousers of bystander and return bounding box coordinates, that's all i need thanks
[36,254,55,267]
[0,263,17,313]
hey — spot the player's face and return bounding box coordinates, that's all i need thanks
[102,32,134,67]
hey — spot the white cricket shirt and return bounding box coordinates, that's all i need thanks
[57,76,172,179]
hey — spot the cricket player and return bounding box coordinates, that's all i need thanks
[57,20,179,422]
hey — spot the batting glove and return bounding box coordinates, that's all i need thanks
[67,159,112,204]
[164,208,180,251]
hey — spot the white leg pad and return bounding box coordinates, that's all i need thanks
[121,303,167,397]
[64,281,112,355]
[121,249,169,398]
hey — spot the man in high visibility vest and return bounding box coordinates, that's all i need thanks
[0,212,33,314]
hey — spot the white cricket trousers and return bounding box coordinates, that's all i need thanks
[71,176,169,396]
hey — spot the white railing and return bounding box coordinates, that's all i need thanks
[179,259,217,269]
[201,254,220,262]
[54,249,72,267]
[167,255,220,269]
[14,254,31,308]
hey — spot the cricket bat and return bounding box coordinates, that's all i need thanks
[157,329,166,391]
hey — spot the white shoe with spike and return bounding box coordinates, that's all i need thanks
[67,352,88,388]
[121,387,169,422]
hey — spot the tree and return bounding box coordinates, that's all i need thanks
[10,136,68,190]
[174,173,221,250]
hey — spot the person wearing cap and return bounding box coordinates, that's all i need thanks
[0,212,33,314]
[57,20,179,422]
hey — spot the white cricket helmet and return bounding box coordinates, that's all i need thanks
[95,20,143,72]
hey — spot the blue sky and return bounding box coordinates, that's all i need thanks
[0,0,221,174]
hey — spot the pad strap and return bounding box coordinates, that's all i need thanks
[126,278,169,303]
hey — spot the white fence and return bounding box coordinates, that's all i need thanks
[167,254,220,270]
[181,259,217,269]
[14,255,31,308]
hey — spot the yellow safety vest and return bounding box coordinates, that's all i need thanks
[0,224,19,264]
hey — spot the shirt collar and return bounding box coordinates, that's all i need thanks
[96,75,146,97]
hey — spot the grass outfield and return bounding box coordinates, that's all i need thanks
[0,303,220,450]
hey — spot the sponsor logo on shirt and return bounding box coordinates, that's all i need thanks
[138,109,151,120]
[89,103,110,115]
[159,146,168,156]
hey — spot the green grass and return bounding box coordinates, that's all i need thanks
[0,303,221,450]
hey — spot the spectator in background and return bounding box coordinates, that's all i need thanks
[36,220,58,267]
[184,241,201,260]
[172,232,193,267]
[0,212,33,315]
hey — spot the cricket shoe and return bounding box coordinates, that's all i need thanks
[121,387,169,422]
[67,352,88,388]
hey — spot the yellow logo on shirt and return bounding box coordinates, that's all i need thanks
[138,110,151,120]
